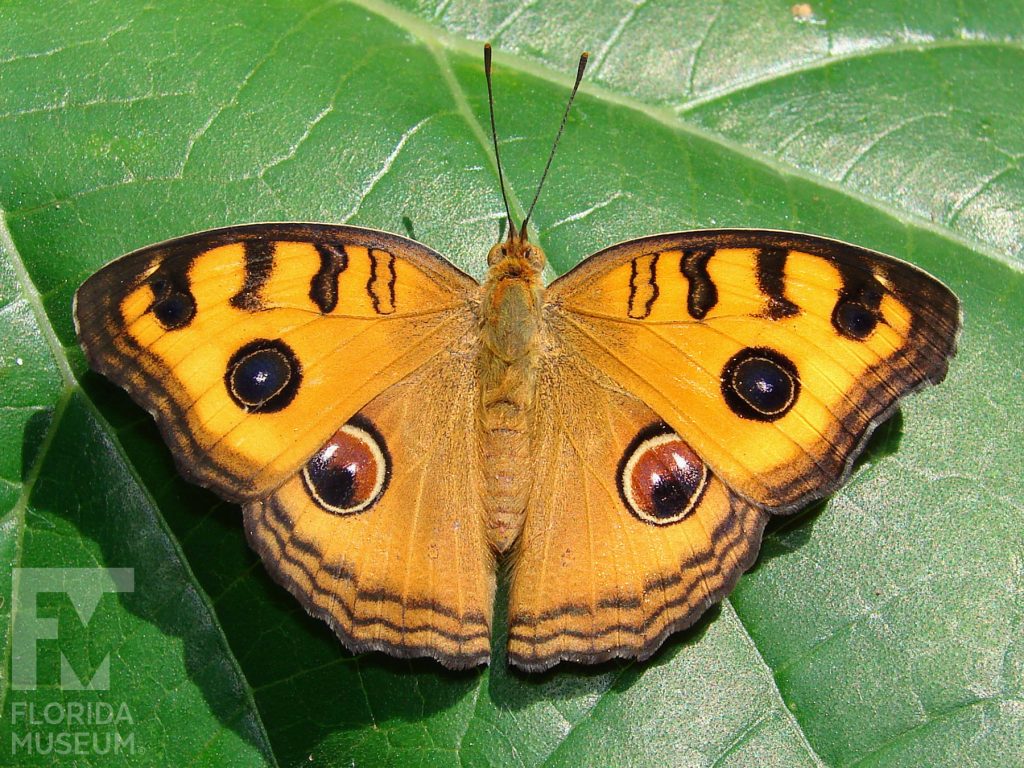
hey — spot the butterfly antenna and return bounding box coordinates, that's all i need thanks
[520,50,589,239]
[484,44,515,240]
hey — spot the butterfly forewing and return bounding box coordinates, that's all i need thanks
[545,230,961,511]
[74,223,479,502]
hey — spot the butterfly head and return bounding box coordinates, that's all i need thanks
[486,225,547,274]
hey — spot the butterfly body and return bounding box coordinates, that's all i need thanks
[478,236,547,551]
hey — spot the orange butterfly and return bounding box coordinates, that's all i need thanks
[75,46,960,671]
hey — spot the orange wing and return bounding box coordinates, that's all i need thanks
[75,223,478,501]
[244,346,495,668]
[507,351,768,670]
[545,230,960,510]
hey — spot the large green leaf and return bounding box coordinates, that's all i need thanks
[1,1,1021,766]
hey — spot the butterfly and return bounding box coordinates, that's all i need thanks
[74,46,961,671]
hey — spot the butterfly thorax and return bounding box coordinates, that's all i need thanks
[477,238,546,553]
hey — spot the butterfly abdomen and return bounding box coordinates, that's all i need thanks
[478,263,544,553]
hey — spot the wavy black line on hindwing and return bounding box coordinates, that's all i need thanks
[509,493,764,642]
[309,242,349,313]
[258,499,489,629]
[627,253,660,319]
[367,248,397,315]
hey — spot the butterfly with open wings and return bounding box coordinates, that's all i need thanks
[75,46,960,671]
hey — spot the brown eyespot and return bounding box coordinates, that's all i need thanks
[618,424,709,525]
[302,420,390,515]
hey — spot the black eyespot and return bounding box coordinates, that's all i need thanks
[617,423,709,525]
[149,273,196,330]
[152,292,195,329]
[302,420,390,515]
[721,347,800,422]
[225,339,301,413]
[833,300,879,340]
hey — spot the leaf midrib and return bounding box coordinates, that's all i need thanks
[7,0,1019,273]
[352,0,1024,271]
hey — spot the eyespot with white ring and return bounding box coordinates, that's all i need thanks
[302,420,390,515]
[225,338,301,414]
[617,424,710,525]
[721,347,799,422]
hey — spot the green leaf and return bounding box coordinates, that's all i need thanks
[1,1,1021,766]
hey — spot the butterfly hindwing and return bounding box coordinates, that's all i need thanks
[244,347,495,668]
[75,223,478,501]
[545,230,961,511]
[507,352,769,671]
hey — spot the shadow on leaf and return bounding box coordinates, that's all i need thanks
[483,574,721,712]
[753,409,905,568]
